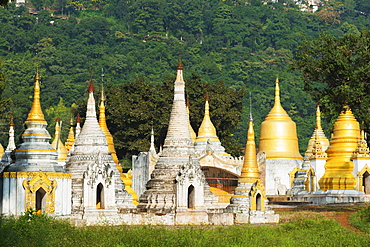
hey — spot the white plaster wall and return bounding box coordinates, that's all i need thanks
[55,178,72,215]
[265,159,302,195]
[310,159,326,190]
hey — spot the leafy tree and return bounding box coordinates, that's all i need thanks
[104,74,245,159]
[292,29,370,130]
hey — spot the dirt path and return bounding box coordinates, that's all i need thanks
[324,211,363,233]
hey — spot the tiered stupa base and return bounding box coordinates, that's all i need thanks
[294,190,365,205]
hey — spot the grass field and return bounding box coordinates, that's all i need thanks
[1,205,369,247]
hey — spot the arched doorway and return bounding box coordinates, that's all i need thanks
[96,183,104,209]
[36,187,46,214]
[363,171,370,194]
[256,193,262,211]
[188,185,195,209]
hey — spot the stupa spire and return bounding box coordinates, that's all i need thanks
[65,117,75,151]
[163,59,192,147]
[98,69,119,165]
[149,127,156,154]
[5,117,16,152]
[306,104,329,157]
[319,105,360,191]
[75,112,81,138]
[239,112,260,183]
[195,91,220,143]
[25,67,46,124]
[186,97,197,143]
[51,118,68,163]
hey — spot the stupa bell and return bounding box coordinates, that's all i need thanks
[259,79,302,160]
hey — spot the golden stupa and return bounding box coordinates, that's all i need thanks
[51,118,68,163]
[195,92,220,143]
[238,114,260,184]
[318,106,360,191]
[306,104,330,158]
[25,68,47,124]
[65,118,75,151]
[259,78,302,160]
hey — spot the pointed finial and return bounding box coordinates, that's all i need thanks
[35,65,40,81]
[249,92,253,121]
[316,103,322,128]
[186,95,190,107]
[88,75,94,93]
[176,58,183,70]
[25,66,46,123]
[100,70,105,102]
[205,91,209,102]
[76,112,81,123]
[10,116,14,126]
[274,77,280,103]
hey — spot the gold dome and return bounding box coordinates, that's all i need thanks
[306,104,330,157]
[195,92,220,143]
[186,99,197,143]
[51,119,68,163]
[25,68,46,124]
[259,79,302,160]
[239,117,260,183]
[319,106,360,191]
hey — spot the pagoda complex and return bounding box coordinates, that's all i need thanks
[258,79,303,195]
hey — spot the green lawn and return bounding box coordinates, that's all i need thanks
[1,208,369,247]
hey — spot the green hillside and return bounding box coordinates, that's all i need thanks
[1,0,370,161]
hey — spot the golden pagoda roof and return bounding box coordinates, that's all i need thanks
[51,119,68,163]
[186,98,197,143]
[259,78,302,160]
[195,92,220,143]
[239,117,260,183]
[319,105,360,191]
[25,68,46,124]
[306,104,329,157]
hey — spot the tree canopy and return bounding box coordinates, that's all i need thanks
[292,29,370,129]
[2,1,370,160]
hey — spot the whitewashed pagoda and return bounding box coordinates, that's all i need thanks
[65,75,135,223]
[0,69,71,216]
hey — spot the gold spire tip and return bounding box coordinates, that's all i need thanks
[176,59,183,70]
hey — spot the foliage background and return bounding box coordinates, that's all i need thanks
[1,0,370,161]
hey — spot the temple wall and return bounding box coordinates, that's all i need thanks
[132,152,150,198]
[264,159,302,195]
[54,178,72,215]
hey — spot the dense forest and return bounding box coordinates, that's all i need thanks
[1,0,370,162]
